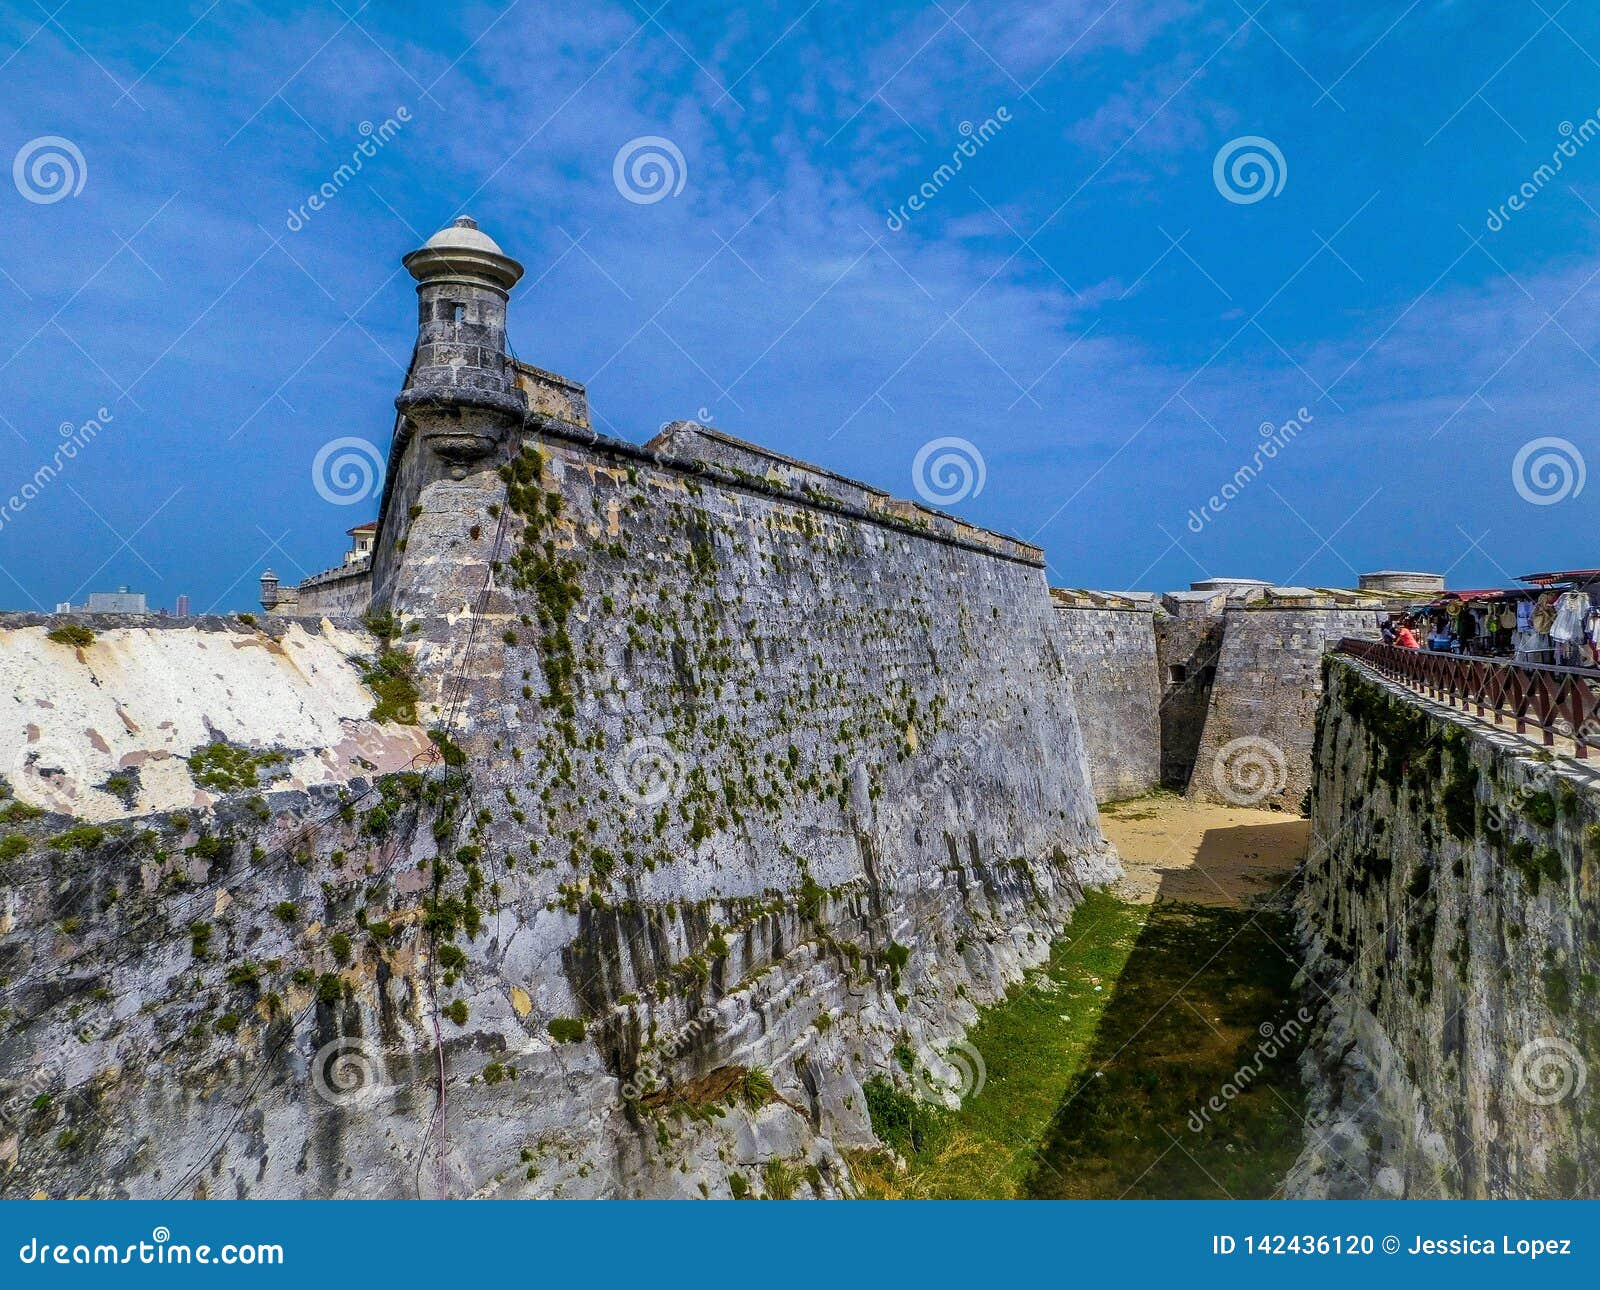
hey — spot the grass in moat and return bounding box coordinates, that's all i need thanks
[850,889,1307,1199]
[1095,787,1185,822]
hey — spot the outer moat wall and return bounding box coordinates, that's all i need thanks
[1290,658,1600,1198]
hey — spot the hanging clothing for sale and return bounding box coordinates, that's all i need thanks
[1517,599,1534,632]
[1552,591,1587,643]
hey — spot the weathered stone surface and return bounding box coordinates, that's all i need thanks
[1051,591,1160,802]
[0,615,430,820]
[1186,604,1381,811]
[1289,658,1600,1198]
[277,564,372,616]
[1153,589,1227,790]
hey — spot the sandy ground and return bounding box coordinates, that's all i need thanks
[1097,793,1309,907]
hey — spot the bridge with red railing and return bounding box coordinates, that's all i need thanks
[1335,638,1600,759]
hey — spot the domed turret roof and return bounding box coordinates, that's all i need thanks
[420,215,508,256]
[402,215,523,290]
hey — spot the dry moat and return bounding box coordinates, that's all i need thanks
[854,794,1310,1199]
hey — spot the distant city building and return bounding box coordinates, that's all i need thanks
[55,586,149,614]
[175,594,191,617]
[345,522,377,566]
[85,588,148,613]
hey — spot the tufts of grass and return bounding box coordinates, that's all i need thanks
[46,625,95,648]
[186,742,289,794]
[547,1016,586,1044]
[361,650,421,725]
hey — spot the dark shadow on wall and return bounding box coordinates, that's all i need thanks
[1021,846,1308,1200]
[1157,626,1223,792]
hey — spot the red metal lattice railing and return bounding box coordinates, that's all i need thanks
[1335,638,1600,759]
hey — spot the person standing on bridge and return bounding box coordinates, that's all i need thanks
[1393,619,1420,650]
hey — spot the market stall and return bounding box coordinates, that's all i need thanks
[1403,588,1528,659]
[1516,569,1600,668]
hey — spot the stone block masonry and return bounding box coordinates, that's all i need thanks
[266,562,372,616]
[346,408,1122,1197]
[1051,590,1161,802]
[1186,599,1381,811]
[1291,657,1600,1198]
[1050,585,1382,810]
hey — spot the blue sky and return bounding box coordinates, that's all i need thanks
[2,0,1599,610]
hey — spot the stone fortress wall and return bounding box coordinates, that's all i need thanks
[261,563,373,617]
[1055,581,1385,812]
[0,217,1121,1200]
[1184,591,1385,811]
[1051,590,1161,803]
[323,383,1120,1198]
[1290,657,1600,1198]
[1154,589,1230,791]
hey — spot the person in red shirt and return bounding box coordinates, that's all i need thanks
[1393,619,1420,649]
